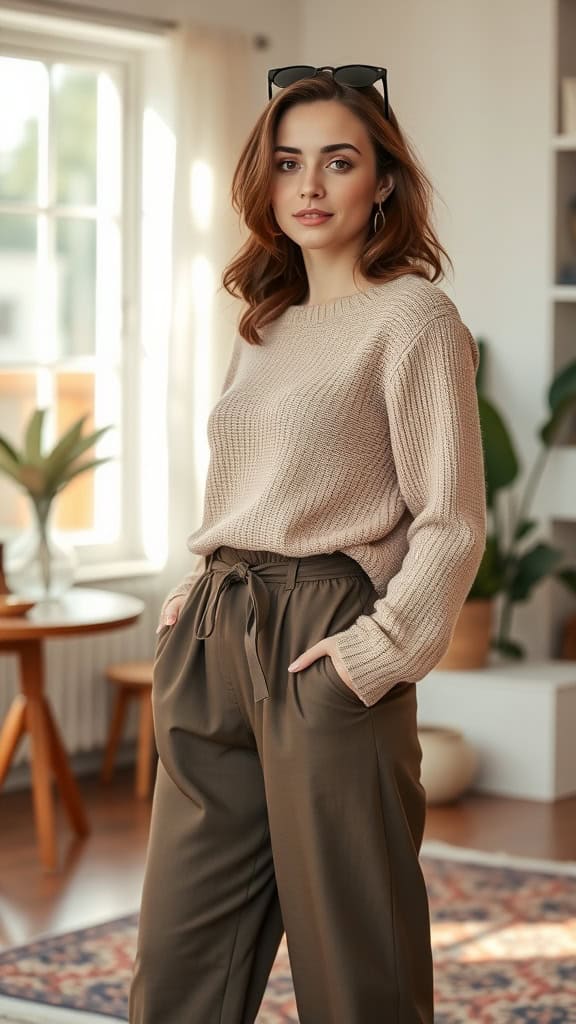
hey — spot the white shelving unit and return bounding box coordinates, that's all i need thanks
[416,3,576,804]
[544,0,576,656]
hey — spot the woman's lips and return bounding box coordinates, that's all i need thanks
[294,212,333,225]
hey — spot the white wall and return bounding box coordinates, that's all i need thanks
[5,0,301,112]
[299,0,559,659]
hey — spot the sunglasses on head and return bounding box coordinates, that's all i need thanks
[267,64,389,120]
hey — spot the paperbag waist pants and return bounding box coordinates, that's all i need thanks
[129,545,433,1024]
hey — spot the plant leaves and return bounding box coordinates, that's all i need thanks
[548,358,576,413]
[513,518,538,542]
[0,447,26,487]
[539,393,576,445]
[477,394,519,504]
[24,408,46,465]
[556,567,576,594]
[45,424,113,491]
[0,410,115,503]
[468,535,506,598]
[491,637,525,659]
[474,336,488,393]
[54,456,111,491]
[0,435,21,465]
[42,415,90,484]
[18,464,48,497]
[509,542,565,601]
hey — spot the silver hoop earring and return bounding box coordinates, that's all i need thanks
[373,197,386,233]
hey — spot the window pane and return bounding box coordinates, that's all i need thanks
[56,217,96,357]
[0,215,39,364]
[54,371,95,531]
[53,64,97,206]
[0,371,37,528]
[0,56,45,203]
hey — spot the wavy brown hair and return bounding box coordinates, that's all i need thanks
[221,71,453,344]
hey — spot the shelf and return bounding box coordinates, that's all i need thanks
[552,133,576,150]
[550,285,576,300]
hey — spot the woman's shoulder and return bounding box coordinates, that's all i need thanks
[371,272,463,329]
[370,273,477,377]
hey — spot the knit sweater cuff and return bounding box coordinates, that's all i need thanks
[331,621,447,707]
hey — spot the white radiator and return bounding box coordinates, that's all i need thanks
[0,586,159,775]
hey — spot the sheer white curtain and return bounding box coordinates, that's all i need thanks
[156,22,253,607]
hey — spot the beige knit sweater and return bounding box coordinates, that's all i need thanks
[162,273,487,707]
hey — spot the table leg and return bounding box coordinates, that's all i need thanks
[20,642,58,871]
[44,699,90,838]
[0,694,27,786]
[17,641,90,871]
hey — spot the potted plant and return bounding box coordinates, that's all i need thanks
[437,339,576,668]
[0,408,113,600]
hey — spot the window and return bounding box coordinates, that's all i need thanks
[0,7,173,574]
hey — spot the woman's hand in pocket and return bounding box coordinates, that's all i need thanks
[288,637,354,691]
[155,593,188,634]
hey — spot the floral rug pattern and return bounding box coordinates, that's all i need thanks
[1,850,576,1023]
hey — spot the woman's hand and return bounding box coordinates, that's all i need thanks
[155,593,188,634]
[288,637,355,691]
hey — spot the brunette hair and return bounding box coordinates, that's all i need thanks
[221,72,453,344]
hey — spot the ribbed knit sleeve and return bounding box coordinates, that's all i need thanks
[331,312,487,706]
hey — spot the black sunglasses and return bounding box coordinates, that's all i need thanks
[267,64,389,120]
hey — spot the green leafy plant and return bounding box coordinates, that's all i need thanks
[0,408,114,593]
[468,339,576,658]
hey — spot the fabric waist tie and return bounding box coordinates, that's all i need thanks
[194,545,366,703]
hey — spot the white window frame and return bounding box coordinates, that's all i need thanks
[0,6,172,582]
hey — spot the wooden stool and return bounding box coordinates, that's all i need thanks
[100,660,156,799]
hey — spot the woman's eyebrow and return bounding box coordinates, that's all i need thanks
[273,143,362,155]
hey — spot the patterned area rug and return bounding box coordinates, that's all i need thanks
[1,842,576,1023]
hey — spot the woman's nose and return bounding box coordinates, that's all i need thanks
[299,175,324,197]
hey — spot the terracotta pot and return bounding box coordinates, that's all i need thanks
[561,614,576,659]
[435,597,493,669]
[418,725,479,804]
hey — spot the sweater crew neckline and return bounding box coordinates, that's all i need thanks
[280,281,393,325]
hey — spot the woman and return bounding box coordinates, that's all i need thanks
[129,65,486,1024]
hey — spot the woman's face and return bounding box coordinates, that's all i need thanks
[270,99,393,252]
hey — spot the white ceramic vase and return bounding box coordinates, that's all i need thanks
[418,725,479,804]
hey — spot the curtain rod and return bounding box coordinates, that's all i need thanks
[0,0,178,33]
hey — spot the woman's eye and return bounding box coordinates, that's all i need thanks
[276,158,352,172]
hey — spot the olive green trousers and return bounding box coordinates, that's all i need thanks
[129,545,433,1023]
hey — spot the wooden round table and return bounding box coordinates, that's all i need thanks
[0,586,145,872]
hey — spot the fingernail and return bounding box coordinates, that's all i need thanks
[288,661,299,672]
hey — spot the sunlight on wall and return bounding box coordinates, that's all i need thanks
[191,252,215,492]
[140,105,175,566]
[94,70,121,543]
[189,158,217,496]
[190,159,213,233]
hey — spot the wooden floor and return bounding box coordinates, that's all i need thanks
[1,762,576,950]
